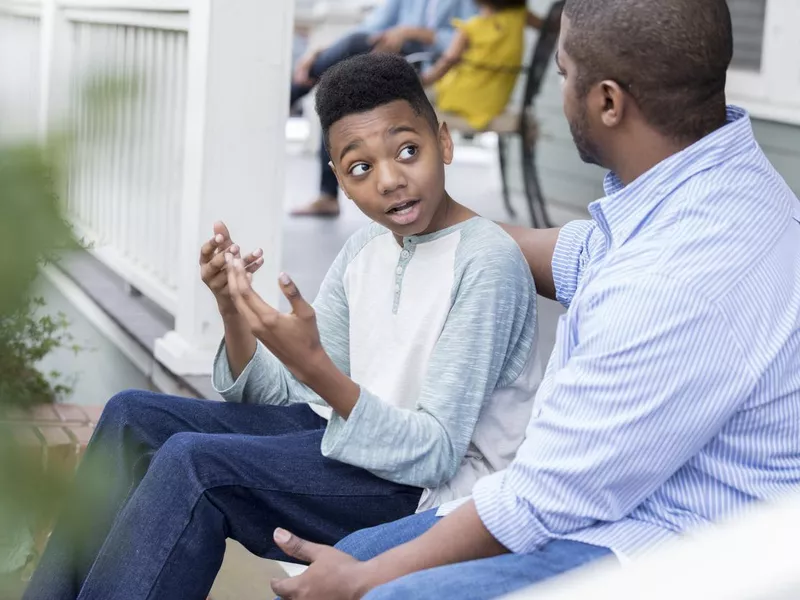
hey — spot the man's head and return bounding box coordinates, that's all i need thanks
[558,0,733,171]
[315,53,454,237]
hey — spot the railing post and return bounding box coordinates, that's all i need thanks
[38,0,71,142]
[154,0,293,376]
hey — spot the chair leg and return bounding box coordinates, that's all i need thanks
[497,135,516,219]
[521,139,553,228]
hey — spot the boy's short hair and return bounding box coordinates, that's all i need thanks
[315,53,440,152]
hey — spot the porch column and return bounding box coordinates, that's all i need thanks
[155,0,293,375]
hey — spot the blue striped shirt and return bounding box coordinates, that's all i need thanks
[472,106,800,561]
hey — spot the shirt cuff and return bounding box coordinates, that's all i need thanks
[472,470,549,554]
[319,385,371,461]
[552,219,595,308]
[211,339,270,402]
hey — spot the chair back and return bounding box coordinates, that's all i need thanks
[522,0,564,108]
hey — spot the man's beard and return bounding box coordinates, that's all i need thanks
[569,101,602,166]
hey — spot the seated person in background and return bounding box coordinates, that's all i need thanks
[23,53,541,600]
[291,0,479,217]
[422,0,544,130]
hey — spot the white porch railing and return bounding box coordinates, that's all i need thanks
[0,0,294,375]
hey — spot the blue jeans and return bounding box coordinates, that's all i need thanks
[335,511,616,600]
[24,390,421,600]
[290,32,429,198]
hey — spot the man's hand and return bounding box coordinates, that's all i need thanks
[370,27,408,54]
[293,50,321,87]
[199,221,264,317]
[271,529,368,600]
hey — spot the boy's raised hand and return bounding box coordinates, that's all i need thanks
[199,221,264,317]
[223,254,325,382]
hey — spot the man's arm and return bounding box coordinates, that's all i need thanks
[272,275,755,600]
[499,224,560,300]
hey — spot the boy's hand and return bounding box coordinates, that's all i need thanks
[224,256,326,383]
[199,221,264,317]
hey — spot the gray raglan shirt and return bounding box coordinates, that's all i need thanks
[213,217,541,511]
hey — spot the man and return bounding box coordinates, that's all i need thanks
[270,0,800,598]
[289,0,478,217]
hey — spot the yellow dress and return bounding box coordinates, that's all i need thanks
[434,8,527,130]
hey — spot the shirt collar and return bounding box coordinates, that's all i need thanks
[589,106,757,249]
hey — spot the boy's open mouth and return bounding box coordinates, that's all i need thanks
[386,200,420,215]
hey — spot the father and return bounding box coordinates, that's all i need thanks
[290,0,477,217]
[271,0,800,598]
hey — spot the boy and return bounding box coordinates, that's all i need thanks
[24,54,539,600]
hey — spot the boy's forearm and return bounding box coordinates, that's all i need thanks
[357,501,508,595]
[222,311,257,380]
[499,224,561,300]
[303,352,361,419]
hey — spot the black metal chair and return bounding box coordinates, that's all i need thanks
[407,1,564,228]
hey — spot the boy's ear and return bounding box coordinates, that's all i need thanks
[330,162,352,200]
[438,122,454,165]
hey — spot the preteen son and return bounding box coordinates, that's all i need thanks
[24,53,540,600]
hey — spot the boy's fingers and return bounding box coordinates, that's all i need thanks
[279,273,313,318]
[199,236,219,265]
[213,221,232,242]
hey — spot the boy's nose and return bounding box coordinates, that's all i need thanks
[377,163,407,195]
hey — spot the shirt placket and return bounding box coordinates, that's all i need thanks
[393,239,416,314]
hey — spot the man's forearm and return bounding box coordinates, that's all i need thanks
[356,501,507,596]
[401,26,436,46]
[499,224,561,300]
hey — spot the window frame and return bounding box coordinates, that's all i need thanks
[726,0,800,126]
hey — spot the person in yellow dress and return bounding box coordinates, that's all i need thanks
[422,0,544,130]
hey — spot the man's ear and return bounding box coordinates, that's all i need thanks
[330,162,352,200]
[439,121,454,165]
[596,80,627,129]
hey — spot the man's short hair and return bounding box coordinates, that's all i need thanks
[564,0,733,141]
[315,53,440,152]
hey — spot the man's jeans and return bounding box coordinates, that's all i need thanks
[336,511,616,600]
[290,32,429,198]
[24,390,421,600]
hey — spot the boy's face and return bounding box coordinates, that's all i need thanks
[328,100,454,237]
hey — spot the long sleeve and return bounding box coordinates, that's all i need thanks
[356,0,401,36]
[472,274,756,554]
[211,244,352,407]
[321,234,536,489]
[551,219,598,308]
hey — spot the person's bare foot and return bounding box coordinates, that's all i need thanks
[290,195,340,218]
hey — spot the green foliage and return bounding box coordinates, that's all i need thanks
[0,298,78,411]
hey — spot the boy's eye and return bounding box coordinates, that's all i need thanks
[398,145,418,160]
[349,163,370,176]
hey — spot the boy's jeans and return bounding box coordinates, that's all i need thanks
[24,390,421,600]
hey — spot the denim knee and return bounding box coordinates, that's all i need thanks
[146,432,209,490]
[98,389,162,430]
